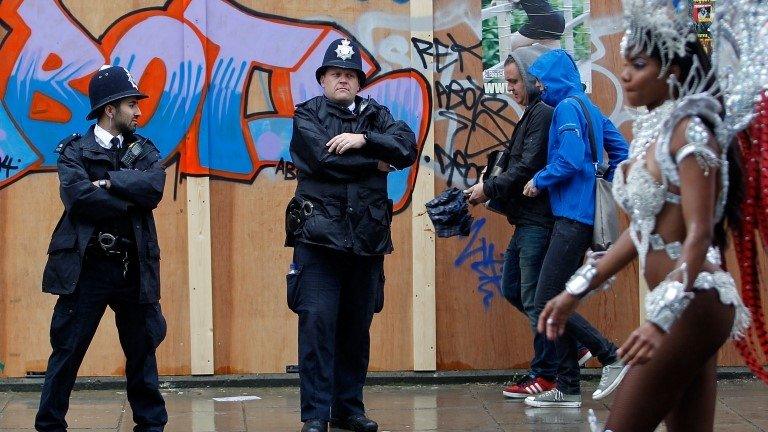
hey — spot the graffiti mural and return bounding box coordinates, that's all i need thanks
[0,0,431,211]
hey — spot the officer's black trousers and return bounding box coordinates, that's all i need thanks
[288,243,384,422]
[35,253,167,432]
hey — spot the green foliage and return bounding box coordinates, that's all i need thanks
[482,0,499,68]
[482,16,500,69]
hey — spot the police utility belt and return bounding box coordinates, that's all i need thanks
[286,197,314,233]
[87,232,135,257]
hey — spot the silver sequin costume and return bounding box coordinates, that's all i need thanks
[588,1,766,430]
[611,99,750,338]
[609,0,768,340]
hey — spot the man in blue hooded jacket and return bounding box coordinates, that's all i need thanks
[521,49,629,407]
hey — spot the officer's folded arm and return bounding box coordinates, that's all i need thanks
[362,131,416,170]
[58,149,132,221]
[359,114,417,169]
[105,162,166,210]
[292,116,380,180]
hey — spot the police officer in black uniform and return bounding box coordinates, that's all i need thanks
[35,65,167,432]
[286,39,417,432]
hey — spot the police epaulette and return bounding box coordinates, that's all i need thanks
[55,133,81,153]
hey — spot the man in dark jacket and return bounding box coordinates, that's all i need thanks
[35,65,167,432]
[465,45,558,397]
[286,38,417,432]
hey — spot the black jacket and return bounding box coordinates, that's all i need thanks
[287,95,417,255]
[42,126,166,303]
[483,99,554,227]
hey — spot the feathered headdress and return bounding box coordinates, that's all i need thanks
[710,0,768,144]
[621,0,697,75]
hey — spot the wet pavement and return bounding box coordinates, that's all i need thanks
[0,379,765,431]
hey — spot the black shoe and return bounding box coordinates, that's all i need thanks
[330,414,378,432]
[301,419,328,432]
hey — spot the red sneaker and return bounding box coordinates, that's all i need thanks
[578,348,593,366]
[502,376,556,398]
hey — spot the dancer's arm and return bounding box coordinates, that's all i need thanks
[537,228,637,340]
[664,117,719,289]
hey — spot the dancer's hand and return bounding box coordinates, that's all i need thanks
[618,322,664,365]
[537,292,580,340]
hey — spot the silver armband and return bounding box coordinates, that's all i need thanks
[565,251,615,298]
[676,118,721,177]
[645,265,694,333]
[565,263,598,298]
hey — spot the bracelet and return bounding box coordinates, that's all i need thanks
[565,263,598,298]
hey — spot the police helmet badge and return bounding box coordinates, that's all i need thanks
[335,39,354,61]
[124,69,139,90]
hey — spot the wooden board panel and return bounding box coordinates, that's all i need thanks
[186,176,214,374]
[0,174,63,377]
[60,0,168,39]
[373,214,414,371]
[1,0,764,378]
[209,176,298,374]
[433,1,549,370]
[410,0,437,372]
[149,163,192,376]
[0,164,189,377]
[579,14,641,354]
[206,0,415,375]
[431,0,547,370]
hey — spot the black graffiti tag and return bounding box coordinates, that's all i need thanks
[411,33,482,74]
[433,143,484,188]
[0,155,20,178]
[274,158,297,180]
[432,76,516,187]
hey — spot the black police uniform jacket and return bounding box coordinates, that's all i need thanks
[287,95,417,255]
[42,125,166,303]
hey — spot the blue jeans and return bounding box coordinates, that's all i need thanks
[500,225,551,377]
[533,217,619,394]
[501,225,551,326]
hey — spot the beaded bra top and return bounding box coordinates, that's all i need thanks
[612,97,726,272]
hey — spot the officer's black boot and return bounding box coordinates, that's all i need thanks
[301,419,328,432]
[330,414,378,432]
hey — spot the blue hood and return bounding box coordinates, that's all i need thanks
[527,49,583,107]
